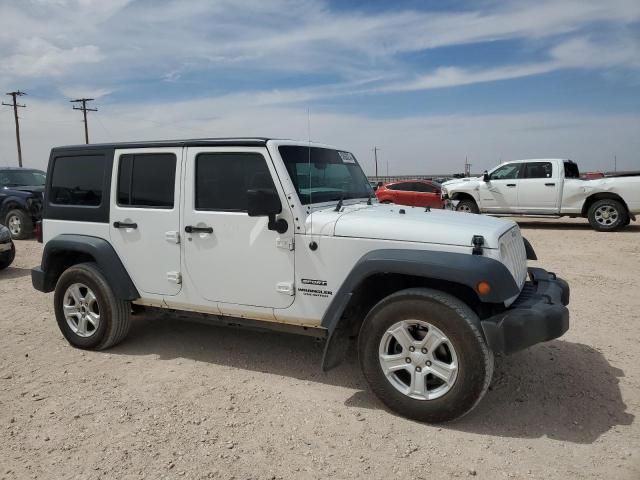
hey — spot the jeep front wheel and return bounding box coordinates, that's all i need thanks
[54,262,131,350]
[358,288,493,423]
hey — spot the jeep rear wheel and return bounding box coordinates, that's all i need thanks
[54,262,131,350]
[455,199,479,214]
[358,288,493,423]
[5,209,33,240]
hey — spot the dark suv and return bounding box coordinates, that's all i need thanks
[0,167,46,239]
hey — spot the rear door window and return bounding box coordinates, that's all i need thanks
[523,162,553,179]
[117,153,176,208]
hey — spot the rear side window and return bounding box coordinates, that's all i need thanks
[117,153,176,208]
[195,153,275,211]
[564,161,579,179]
[388,183,414,191]
[523,162,553,179]
[50,155,105,206]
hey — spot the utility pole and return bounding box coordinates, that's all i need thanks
[464,156,472,177]
[614,154,617,173]
[70,98,98,144]
[2,91,27,167]
[373,146,380,177]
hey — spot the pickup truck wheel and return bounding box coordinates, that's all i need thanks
[54,262,131,350]
[0,244,15,270]
[455,199,479,214]
[587,199,628,232]
[5,209,33,240]
[358,288,493,423]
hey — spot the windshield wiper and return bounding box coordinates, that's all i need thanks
[334,194,344,212]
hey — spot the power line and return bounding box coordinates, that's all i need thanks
[2,90,27,167]
[70,98,98,144]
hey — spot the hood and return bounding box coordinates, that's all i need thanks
[2,185,44,196]
[307,203,515,248]
[441,177,481,188]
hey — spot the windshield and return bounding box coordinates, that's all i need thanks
[0,169,46,187]
[279,146,372,205]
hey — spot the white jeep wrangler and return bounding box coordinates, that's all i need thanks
[32,138,570,422]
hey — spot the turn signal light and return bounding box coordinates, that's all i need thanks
[477,281,491,295]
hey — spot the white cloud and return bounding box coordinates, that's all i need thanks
[1,38,101,79]
[2,96,638,175]
[1,0,639,89]
[58,86,113,100]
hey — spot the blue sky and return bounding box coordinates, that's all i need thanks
[1,0,639,173]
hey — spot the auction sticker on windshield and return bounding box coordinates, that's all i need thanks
[338,151,356,163]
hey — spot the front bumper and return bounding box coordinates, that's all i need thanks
[481,267,570,355]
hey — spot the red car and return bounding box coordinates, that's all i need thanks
[375,179,444,208]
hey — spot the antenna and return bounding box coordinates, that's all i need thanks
[307,107,313,237]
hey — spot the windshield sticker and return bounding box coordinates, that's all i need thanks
[338,151,356,164]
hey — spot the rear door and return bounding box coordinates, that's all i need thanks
[479,163,522,212]
[387,182,416,205]
[517,161,560,213]
[109,148,182,296]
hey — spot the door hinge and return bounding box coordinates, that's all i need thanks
[276,281,295,296]
[167,271,182,284]
[276,237,294,250]
[165,231,180,244]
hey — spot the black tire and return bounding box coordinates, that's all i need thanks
[54,262,131,350]
[358,288,493,423]
[5,209,33,240]
[0,243,15,270]
[587,199,628,232]
[381,200,393,204]
[455,199,479,214]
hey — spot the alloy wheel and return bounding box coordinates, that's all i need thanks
[63,283,101,337]
[379,319,458,400]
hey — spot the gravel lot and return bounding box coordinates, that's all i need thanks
[1,219,639,480]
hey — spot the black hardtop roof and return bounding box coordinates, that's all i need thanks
[51,137,274,152]
[0,166,44,171]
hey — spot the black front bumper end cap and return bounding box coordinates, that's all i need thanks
[481,267,570,355]
[31,266,48,292]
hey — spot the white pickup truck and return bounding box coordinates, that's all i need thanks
[441,159,640,231]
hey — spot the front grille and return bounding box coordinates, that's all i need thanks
[499,226,528,289]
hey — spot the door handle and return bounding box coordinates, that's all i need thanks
[506,184,517,187]
[545,183,556,186]
[185,225,213,234]
[113,221,138,229]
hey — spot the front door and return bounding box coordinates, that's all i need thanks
[182,147,295,311]
[109,148,182,296]
[479,163,522,213]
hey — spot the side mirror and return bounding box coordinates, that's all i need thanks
[247,188,287,234]
[483,171,490,182]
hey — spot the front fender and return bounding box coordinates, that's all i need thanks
[320,249,520,370]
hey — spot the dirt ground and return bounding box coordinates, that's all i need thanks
[1,218,639,480]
